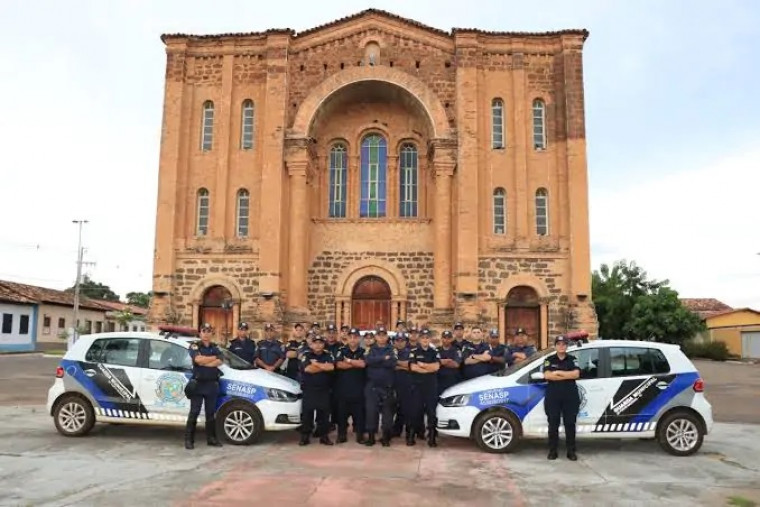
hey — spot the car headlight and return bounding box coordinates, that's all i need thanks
[439,394,470,407]
[266,388,299,402]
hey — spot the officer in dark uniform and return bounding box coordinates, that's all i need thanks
[437,330,462,395]
[334,327,366,444]
[486,328,507,374]
[324,323,341,429]
[408,331,441,447]
[391,331,411,438]
[452,322,472,350]
[298,335,335,446]
[364,326,398,447]
[185,323,223,449]
[395,319,407,334]
[362,331,375,352]
[408,327,422,350]
[506,328,537,366]
[283,323,305,380]
[227,322,256,365]
[339,324,350,345]
[542,335,581,460]
[462,326,491,380]
[255,323,284,372]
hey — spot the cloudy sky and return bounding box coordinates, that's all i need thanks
[0,0,758,308]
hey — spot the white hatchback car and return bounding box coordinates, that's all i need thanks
[47,331,302,445]
[437,339,713,456]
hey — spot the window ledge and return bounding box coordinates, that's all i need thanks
[312,217,432,224]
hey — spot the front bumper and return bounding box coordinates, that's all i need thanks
[257,399,302,431]
[435,404,480,438]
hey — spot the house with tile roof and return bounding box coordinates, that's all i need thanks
[0,283,38,352]
[681,298,760,358]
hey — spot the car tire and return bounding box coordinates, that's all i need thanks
[217,401,264,445]
[53,395,95,437]
[473,410,521,454]
[657,411,704,456]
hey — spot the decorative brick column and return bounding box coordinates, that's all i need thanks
[285,138,314,315]
[432,140,457,311]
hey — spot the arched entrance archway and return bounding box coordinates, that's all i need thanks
[351,276,391,330]
[505,286,541,347]
[199,285,234,341]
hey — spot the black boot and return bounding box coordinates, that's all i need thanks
[184,419,196,450]
[356,433,366,444]
[381,431,391,447]
[427,429,438,448]
[299,434,310,446]
[547,449,558,460]
[337,432,347,444]
[364,433,376,446]
[206,418,222,447]
[406,432,416,446]
[319,435,334,446]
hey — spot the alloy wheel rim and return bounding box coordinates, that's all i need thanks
[59,402,87,432]
[224,410,255,441]
[666,418,699,452]
[481,416,513,449]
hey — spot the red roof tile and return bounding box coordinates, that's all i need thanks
[94,300,148,316]
[0,280,110,312]
[680,298,733,319]
[161,8,588,44]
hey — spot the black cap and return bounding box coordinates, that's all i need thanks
[294,322,304,329]
[366,331,376,338]
[394,332,409,341]
[238,322,249,330]
[453,322,464,329]
[396,319,406,325]
[264,323,274,331]
[349,327,360,335]
[515,327,527,336]
[311,322,320,328]
[409,326,419,333]
[341,324,350,331]
[327,323,337,331]
[441,330,453,339]
[312,335,326,343]
[200,323,213,332]
[420,328,431,336]
[376,326,388,335]
[555,335,569,344]
[489,328,499,338]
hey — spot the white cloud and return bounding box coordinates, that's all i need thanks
[591,138,760,309]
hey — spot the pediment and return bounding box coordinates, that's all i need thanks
[291,9,454,54]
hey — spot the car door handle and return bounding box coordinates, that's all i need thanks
[656,381,669,390]
[84,369,96,377]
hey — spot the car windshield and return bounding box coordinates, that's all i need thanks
[492,347,556,377]
[218,348,254,370]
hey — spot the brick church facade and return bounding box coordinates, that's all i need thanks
[148,9,598,347]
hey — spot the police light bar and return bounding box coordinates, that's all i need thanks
[565,330,589,344]
[158,325,199,338]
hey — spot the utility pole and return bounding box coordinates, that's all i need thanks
[71,220,90,345]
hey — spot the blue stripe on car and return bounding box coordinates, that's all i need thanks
[469,385,546,420]
[629,372,699,424]
[60,359,118,410]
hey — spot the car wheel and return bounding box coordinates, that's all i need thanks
[657,411,704,456]
[53,395,95,437]
[473,410,521,453]
[217,402,264,445]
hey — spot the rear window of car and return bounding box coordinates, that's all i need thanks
[84,338,140,367]
[609,347,670,377]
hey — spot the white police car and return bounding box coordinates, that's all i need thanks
[47,329,302,445]
[437,339,713,456]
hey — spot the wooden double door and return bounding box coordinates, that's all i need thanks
[351,276,391,330]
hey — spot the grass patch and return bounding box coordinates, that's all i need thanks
[728,496,757,507]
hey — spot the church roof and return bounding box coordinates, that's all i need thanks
[161,8,589,43]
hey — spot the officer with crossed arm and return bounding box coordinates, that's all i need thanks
[298,336,335,446]
[408,330,441,447]
[542,335,581,461]
[364,326,398,447]
[334,327,367,444]
[184,323,223,450]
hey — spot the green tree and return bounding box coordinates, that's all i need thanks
[114,309,135,331]
[125,291,151,308]
[624,287,704,345]
[592,260,702,344]
[67,275,120,301]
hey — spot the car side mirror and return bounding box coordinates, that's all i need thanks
[530,371,545,381]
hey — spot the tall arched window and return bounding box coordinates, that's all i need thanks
[201,101,214,151]
[197,188,210,236]
[360,134,387,218]
[328,143,347,218]
[493,188,506,234]
[399,143,418,218]
[492,98,505,149]
[236,189,249,238]
[535,188,548,236]
[532,99,546,150]
[240,100,254,150]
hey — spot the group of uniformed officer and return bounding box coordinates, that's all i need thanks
[188,319,581,458]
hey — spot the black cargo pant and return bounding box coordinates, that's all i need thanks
[411,379,438,433]
[365,383,396,435]
[337,389,366,436]
[301,387,331,437]
[545,386,580,452]
[392,374,414,435]
[187,380,219,424]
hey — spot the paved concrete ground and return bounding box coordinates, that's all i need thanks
[2,355,757,423]
[0,406,758,506]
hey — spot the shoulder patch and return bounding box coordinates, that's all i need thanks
[190,343,199,350]
[543,360,550,367]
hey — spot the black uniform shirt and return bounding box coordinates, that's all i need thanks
[454,338,473,351]
[189,341,222,381]
[486,343,507,374]
[256,339,284,366]
[326,341,342,357]
[542,353,581,394]
[409,346,441,384]
[299,351,334,390]
[284,339,301,376]
[438,346,463,381]
[365,344,398,387]
[228,337,256,364]
[462,342,492,378]
[335,346,366,396]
